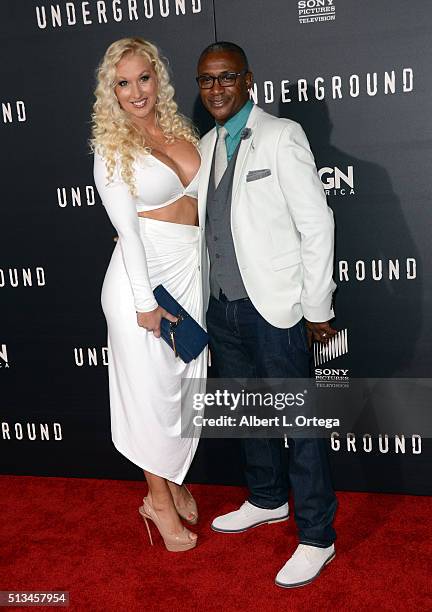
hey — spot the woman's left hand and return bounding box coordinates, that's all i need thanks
[137,306,178,337]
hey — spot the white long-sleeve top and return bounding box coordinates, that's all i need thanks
[94,151,200,313]
[94,152,158,312]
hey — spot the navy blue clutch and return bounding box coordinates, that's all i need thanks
[153,284,209,363]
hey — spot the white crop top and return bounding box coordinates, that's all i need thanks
[93,151,199,313]
[134,154,199,212]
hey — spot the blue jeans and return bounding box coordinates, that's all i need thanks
[207,294,337,547]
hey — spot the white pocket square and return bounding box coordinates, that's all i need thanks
[246,169,272,182]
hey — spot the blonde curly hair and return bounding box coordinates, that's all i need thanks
[91,37,199,194]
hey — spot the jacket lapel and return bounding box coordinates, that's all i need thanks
[198,128,217,227]
[231,105,262,203]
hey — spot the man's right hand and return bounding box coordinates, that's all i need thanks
[305,320,337,347]
[137,306,178,338]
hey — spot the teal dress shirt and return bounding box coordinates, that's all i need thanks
[216,99,254,162]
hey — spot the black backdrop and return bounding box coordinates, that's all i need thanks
[1,1,431,494]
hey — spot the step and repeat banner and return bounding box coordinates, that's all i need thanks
[1,1,431,494]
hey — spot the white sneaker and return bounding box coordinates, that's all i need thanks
[211,500,289,533]
[275,543,335,588]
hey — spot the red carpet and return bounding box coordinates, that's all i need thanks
[1,476,431,611]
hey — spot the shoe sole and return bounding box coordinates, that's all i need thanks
[211,514,289,533]
[274,552,335,589]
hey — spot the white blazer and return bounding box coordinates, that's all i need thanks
[198,105,336,329]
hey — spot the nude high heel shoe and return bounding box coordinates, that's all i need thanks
[174,486,198,525]
[138,497,197,552]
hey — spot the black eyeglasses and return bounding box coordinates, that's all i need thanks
[196,69,249,89]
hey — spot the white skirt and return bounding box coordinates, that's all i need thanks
[101,217,206,484]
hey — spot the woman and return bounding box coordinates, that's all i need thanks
[92,38,206,552]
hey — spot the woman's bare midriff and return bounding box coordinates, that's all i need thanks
[138,195,198,226]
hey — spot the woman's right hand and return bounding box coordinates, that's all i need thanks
[137,306,177,338]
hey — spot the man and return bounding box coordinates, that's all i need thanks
[196,41,338,588]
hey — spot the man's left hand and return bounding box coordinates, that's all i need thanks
[305,320,337,347]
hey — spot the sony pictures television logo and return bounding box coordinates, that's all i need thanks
[0,344,9,369]
[314,329,349,387]
[298,0,335,24]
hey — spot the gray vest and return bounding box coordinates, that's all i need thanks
[206,144,248,300]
